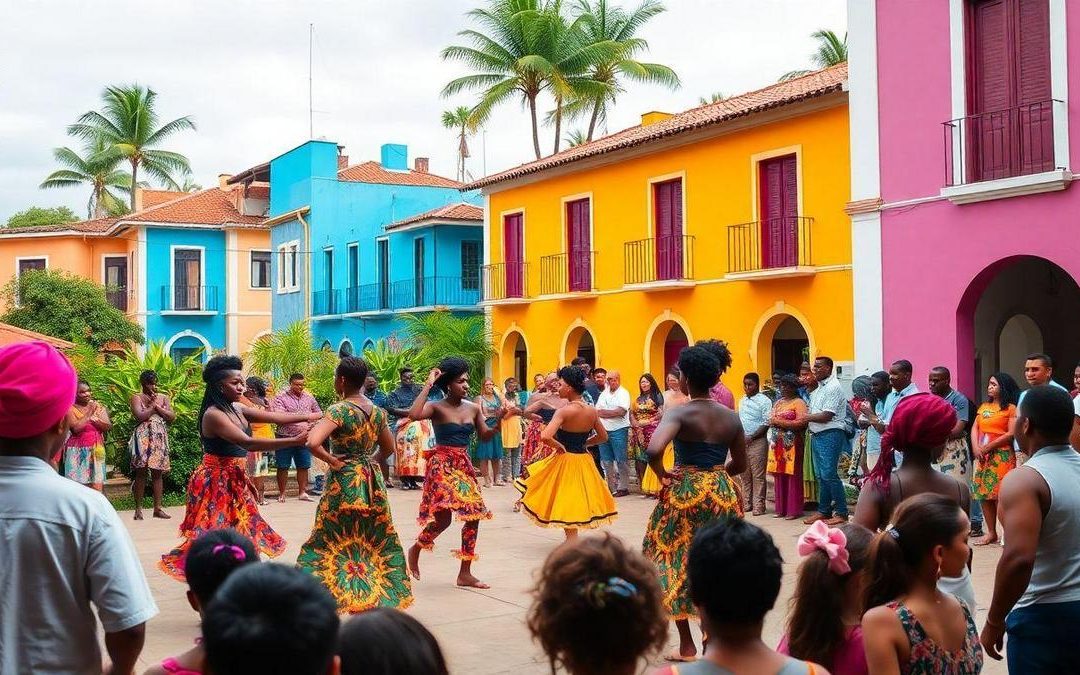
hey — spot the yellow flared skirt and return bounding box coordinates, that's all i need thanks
[514,451,618,530]
[641,443,675,495]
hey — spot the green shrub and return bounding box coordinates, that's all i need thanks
[362,338,421,393]
[248,321,338,408]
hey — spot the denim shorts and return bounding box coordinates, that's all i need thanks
[274,446,312,470]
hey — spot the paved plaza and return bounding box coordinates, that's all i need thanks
[125,485,1007,674]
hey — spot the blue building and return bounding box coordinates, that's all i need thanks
[250,140,483,354]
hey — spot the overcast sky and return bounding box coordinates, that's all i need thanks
[0,0,845,222]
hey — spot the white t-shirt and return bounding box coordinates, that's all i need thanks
[1074,394,1080,417]
[596,386,631,431]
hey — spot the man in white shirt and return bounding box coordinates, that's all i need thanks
[1015,353,1069,464]
[0,342,158,675]
[738,372,773,515]
[596,370,632,497]
[802,357,850,526]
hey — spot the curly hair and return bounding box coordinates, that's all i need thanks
[528,533,666,675]
[677,345,722,393]
[696,339,733,375]
[557,365,587,394]
[200,355,244,425]
[433,356,470,391]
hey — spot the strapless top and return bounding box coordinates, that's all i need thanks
[673,438,728,468]
[433,422,475,447]
[556,428,590,454]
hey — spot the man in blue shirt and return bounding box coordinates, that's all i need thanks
[861,360,919,469]
[738,372,773,515]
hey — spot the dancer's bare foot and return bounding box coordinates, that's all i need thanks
[407,544,422,581]
[973,534,999,546]
[664,650,697,663]
[133,510,144,521]
[277,494,287,504]
[456,572,490,589]
[153,510,171,520]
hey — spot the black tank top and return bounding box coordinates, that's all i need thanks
[673,438,728,469]
[433,422,474,447]
[556,428,590,454]
[538,407,557,423]
[201,406,252,458]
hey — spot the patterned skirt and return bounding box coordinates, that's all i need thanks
[933,437,970,483]
[130,417,170,471]
[630,422,659,462]
[640,444,675,496]
[417,445,492,526]
[297,459,413,613]
[521,420,546,465]
[514,451,617,529]
[63,442,106,485]
[642,465,743,619]
[973,448,1015,501]
[396,420,432,478]
[159,454,286,581]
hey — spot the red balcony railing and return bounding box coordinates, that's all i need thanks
[943,100,1058,186]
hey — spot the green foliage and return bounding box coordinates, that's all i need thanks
[400,311,495,387]
[248,321,338,408]
[780,29,848,81]
[362,338,422,393]
[1,270,143,349]
[5,206,78,229]
[40,136,132,219]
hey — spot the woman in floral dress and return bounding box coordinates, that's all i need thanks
[970,372,1019,546]
[129,369,176,520]
[63,380,111,492]
[629,373,664,492]
[768,374,810,519]
[297,356,412,613]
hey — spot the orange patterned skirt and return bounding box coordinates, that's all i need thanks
[416,445,492,526]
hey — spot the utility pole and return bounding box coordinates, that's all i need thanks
[309,23,314,139]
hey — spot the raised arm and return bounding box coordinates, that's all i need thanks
[154,395,177,424]
[242,403,321,426]
[203,408,304,452]
[68,407,94,434]
[91,403,113,433]
[130,394,155,423]
[473,401,501,441]
[407,370,441,421]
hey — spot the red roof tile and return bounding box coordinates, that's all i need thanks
[122,188,265,227]
[338,161,462,188]
[386,203,483,230]
[467,64,848,190]
[0,322,75,349]
[0,217,118,237]
[141,189,189,208]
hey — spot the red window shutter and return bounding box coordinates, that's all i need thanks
[503,214,523,297]
[1017,0,1053,172]
[653,180,682,280]
[971,0,1009,115]
[760,156,798,268]
[566,199,591,291]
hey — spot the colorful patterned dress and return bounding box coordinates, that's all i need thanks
[972,403,1017,501]
[629,396,661,462]
[643,437,742,619]
[395,419,432,478]
[296,402,412,613]
[416,422,492,560]
[521,406,557,475]
[887,600,983,674]
[768,397,808,518]
[130,409,170,471]
[63,406,106,486]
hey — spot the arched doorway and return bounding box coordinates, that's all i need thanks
[770,316,809,377]
[962,256,1080,394]
[500,330,529,385]
[563,324,597,367]
[644,315,693,378]
[338,340,354,358]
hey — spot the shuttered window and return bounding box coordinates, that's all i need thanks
[653,179,683,280]
[566,198,591,291]
[759,155,799,269]
[503,213,524,297]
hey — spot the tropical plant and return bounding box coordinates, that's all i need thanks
[5,206,78,229]
[564,128,589,147]
[40,136,133,218]
[68,84,196,210]
[361,338,421,393]
[1,270,144,349]
[400,311,495,393]
[248,321,339,407]
[779,29,848,81]
[698,92,726,105]
[442,106,478,182]
[179,170,202,192]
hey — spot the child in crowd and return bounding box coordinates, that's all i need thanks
[202,563,341,675]
[654,518,825,675]
[338,607,449,675]
[780,522,873,675]
[528,533,667,675]
[145,529,259,675]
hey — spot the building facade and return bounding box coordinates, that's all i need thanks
[255,140,483,355]
[473,65,853,391]
[848,0,1078,395]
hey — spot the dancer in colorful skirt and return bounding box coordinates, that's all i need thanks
[296,356,413,613]
[521,372,561,467]
[515,366,617,540]
[630,373,664,492]
[129,369,176,521]
[160,355,323,581]
[642,371,686,497]
[62,380,111,492]
[406,357,503,589]
[642,342,747,662]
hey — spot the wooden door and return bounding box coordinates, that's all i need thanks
[759,155,798,268]
[566,199,591,291]
[653,179,683,280]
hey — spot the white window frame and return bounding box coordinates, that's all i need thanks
[346,242,359,289]
[249,249,272,290]
[15,255,49,279]
[168,245,206,312]
[277,239,300,293]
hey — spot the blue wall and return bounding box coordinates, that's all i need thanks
[145,227,227,352]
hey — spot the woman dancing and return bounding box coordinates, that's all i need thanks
[521,372,561,467]
[129,369,176,520]
[296,356,413,613]
[642,343,747,662]
[515,366,617,540]
[405,357,502,589]
[160,355,322,580]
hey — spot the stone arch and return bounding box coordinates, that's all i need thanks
[498,323,531,384]
[164,329,212,363]
[642,310,694,379]
[560,318,599,367]
[749,302,816,378]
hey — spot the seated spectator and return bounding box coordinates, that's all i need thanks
[653,518,828,674]
[144,529,259,675]
[339,607,449,675]
[0,341,157,674]
[203,563,340,675]
[528,533,666,675]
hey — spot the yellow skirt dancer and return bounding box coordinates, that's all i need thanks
[514,429,617,530]
[640,443,675,496]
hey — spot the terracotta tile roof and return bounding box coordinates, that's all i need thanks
[466,63,848,190]
[141,189,189,208]
[338,161,462,188]
[386,202,483,230]
[245,183,270,200]
[0,217,118,237]
[0,322,75,349]
[121,188,265,227]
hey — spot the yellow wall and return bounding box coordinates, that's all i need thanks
[487,101,853,390]
[234,228,272,352]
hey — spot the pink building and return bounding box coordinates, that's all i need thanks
[849,0,1078,397]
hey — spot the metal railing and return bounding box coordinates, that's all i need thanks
[943,99,1057,186]
[482,262,530,301]
[160,285,218,312]
[623,235,694,285]
[313,289,341,316]
[539,251,596,294]
[727,216,813,273]
[315,277,481,315]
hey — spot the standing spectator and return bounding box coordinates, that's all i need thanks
[803,357,850,526]
[63,379,111,492]
[846,375,872,484]
[858,371,890,472]
[500,377,524,482]
[768,374,809,519]
[129,369,176,520]
[971,372,1020,547]
[928,366,972,482]
[0,342,157,674]
[640,371,687,497]
[860,360,919,467]
[240,376,274,505]
[596,370,632,497]
[629,373,664,490]
[739,372,772,516]
[1072,362,1080,450]
[387,367,429,490]
[700,339,735,408]
[1015,353,1069,465]
[797,361,813,403]
[981,386,1080,672]
[473,377,504,487]
[532,372,545,393]
[591,367,608,395]
[365,374,393,485]
[271,373,322,503]
[572,357,601,404]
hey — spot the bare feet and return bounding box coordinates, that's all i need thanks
[133,511,144,521]
[512,501,521,513]
[407,544,422,581]
[153,510,171,520]
[456,572,490,589]
[298,492,313,502]
[973,534,999,546]
[664,650,697,663]
[277,494,287,504]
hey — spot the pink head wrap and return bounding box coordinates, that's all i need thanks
[867,393,957,495]
[0,341,77,438]
[797,520,851,574]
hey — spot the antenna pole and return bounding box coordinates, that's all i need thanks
[482,128,487,176]
[309,23,314,139]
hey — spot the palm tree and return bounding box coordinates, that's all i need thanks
[442,106,478,182]
[780,29,848,81]
[564,128,588,147]
[570,0,679,142]
[40,137,132,218]
[401,311,495,387]
[68,84,196,210]
[179,171,202,192]
[698,92,726,105]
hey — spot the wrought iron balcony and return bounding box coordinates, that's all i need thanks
[313,289,342,316]
[316,277,481,316]
[943,99,1058,186]
[539,251,596,295]
[160,285,218,312]
[623,235,694,286]
[482,262,530,301]
[726,217,813,274]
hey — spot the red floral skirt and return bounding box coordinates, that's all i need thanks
[417,445,491,526]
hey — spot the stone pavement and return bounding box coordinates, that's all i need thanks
[124,485,1007,674]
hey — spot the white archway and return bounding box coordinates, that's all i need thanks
[338,339,355,357]
[164,329,212,362]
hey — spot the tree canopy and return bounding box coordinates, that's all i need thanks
[5,206,78,229]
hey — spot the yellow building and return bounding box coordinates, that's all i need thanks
[471,65,852,391]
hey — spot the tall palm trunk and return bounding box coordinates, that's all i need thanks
[586,99,602,142]
[552,96,563,154]
[527,95,542,160]
[92,180,106,219]
[129,158,139,210]
[458,127,468,182]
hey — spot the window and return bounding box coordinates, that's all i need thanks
[277,241,299,291]
[347,243,359,289]
[170,346,203,362]
[653,179,684,280]
[759,154,799,268]
[414,238,425,306]
[103,256,128,311]
[503,213,524,297]
[461,240,480,291]
[566,198,591,291]
[250,250,271,289]
[377,239,390,309]
[17,257,46,277]
[172,248,202,311]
